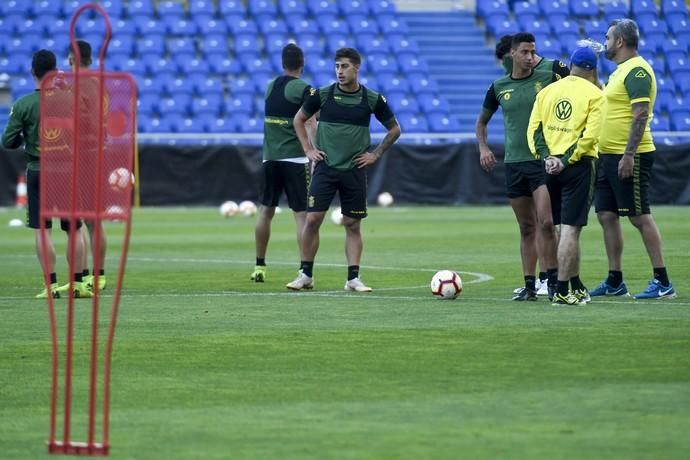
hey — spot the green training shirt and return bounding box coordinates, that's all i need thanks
[2,90,41,170]
[482,70,559,163]
[502,56,570,78]
[301,83,395,170]
[263,76,311,160]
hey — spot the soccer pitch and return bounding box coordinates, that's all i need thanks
[1,205,689,459]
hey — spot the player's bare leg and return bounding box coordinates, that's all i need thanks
[252,206,275,282]
[343,215,371,292]
[510,196,538,300]
[287,211,324,290]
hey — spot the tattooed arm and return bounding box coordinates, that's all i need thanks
[618,101,649,179]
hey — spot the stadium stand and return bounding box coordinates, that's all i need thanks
[0,0,688,143]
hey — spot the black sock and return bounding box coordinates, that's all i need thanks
[74,273,83,283]
[348,265,360,281]
[607,270,623,288]
[653,267,669,286]
[547,268,558,287]
[50,272,57,284]
[82,269,90,277]
[557,280,569,296]
[525,275,536,291]
[538,271,547,283]
[300,261,314,278]
[570,275,585,291]
[256,258,265,266]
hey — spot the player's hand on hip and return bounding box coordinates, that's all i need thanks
[305,148,325,162]
[479,147,496,172]
[354,152,378,168]
[618,155,634,179]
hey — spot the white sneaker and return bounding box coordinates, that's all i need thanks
[344,277,372,292]
[536,279,549,296]
[286,271,314,291]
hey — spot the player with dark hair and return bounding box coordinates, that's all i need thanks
[287,47,400,292]
[496,34,570,78]
[2,49,90,298]
[67,39,108,292]
[476,32,560,301]
[251,43,316,283]
[528,46,606,305]
[590,19,675,299]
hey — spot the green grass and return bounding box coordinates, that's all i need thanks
[1,205,689,459]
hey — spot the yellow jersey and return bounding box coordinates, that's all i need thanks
[527,75,606,165]
[599,56,656,154]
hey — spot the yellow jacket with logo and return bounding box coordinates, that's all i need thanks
[527,75,606,166]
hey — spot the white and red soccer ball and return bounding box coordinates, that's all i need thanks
[430,270,463,300]
[108,167,134,192]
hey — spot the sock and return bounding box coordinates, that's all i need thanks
[538,271,547,283]
[82,269,90,277]
[653,267,669,286]
[74,273,83,283]
[256,258,266,266]
[547,268,558,287]
[50,272,57,284]
[607,270,623,288]
[557,280,569,296]
[348,265,360,281]
[300,261,314,278]
[524,275,536,291]
[570,275,585,291]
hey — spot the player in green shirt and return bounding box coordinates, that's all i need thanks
[476,33,559,302]
[1,49,89,298]
[251,44,316,283]
[495,34,571,79]
[287,48,400,292]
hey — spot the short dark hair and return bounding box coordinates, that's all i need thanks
[69,39,92,66]
[32,49,57,80]
[334,47,361,66]
[511,32,536,50]
[282,43,304,71]
[609,19,639,50]
[495,34,513,59]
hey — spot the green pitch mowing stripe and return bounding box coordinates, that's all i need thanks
[0,206,688,459]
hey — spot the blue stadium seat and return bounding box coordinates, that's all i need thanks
[570,0,598,17]
[169,37,197,55]
[397,113,429,132]
[370,0,396,15]
[286,16,317,35]
[219,0,245,15]
[308,0,339,16]
[318,16,351,35]
[427,113,461,132]
[189,0,217,16]
[409,75,439,95]
[558,32,581,54]
[241,55,272,74]
[263,34,287,54]
[662,39,688,63]
[259,17,289,35]
[367,54,399,74]
[195,17,228,36]
[108,36,134,56]
[206,116,234,133]
[638,17,668,39]
[357,36,390,54]
[651,114,670,131]
[487,17,519,38]
[134,17,158,36]
[516,13,539,30]
[326,35,349,55]
[208,55,242,75]
[676,77,690,94]
[158,0,185,18]
[127,0,155,18]
[34,0,64,18]
[180,58,211,76]
[420,97,450,115]
[631,0,658,17]
[539,0,569,17]
[667,95,690,116]
[166,18,199,35]
[668,15,690,41]
[202,34,230,56]
[380,77,410,94]
[298,34,322,54]
[670,112,690,130]
[229,77,255,95]
[138,36,166,55]
[477,0,510,19]
[3,0,32,15]
[601,0,628,18]
[237,116,263,133]
[514,0,539,16]
[234,34,261,55]
[583,19,609,40]
[192,94,225,116]
[252,72,273,93]
[24,18,50,36]
[389,94,419,114]
[520,18,550,37]
[161,94,192,115]
[307,57,332,75]
[538,37,562,56]
[227,18,258,35]
[639,36,661,54]
[248,0,277,19]
[279,0,307,16]
[142,55,176,75]
[662,0,688,16]
[399,55,429,75]
[349,15,380,35]
[389,35,419,55]
[176,117,207,133]
[194,76,224,97]
[378,15,408,35]
[667,57,690,78]
[339,0,369,15]
[0,14,24,35]
[656,89,674,112]
[314,72,334,87]
[548,17,579,35]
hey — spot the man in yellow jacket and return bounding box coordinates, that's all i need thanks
[527,46,606,306]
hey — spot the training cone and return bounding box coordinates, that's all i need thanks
[15,175,27,209]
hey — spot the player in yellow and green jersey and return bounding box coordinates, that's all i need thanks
[251,44,316,283]
[528,46,606,306]
[591,19,675,300]
[287,47,400,292]
[476,33,560,302]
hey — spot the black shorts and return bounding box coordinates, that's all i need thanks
[258,160,310,211]
[26,169,82,231]
[547,157,596,226]
[308,162,367,219]
[505,161,547,198]
[595,153,654,216]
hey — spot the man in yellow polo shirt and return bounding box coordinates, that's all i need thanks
[528,46,606,306]
[591,19,675,300]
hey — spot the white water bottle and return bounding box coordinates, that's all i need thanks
[577,38,605,53]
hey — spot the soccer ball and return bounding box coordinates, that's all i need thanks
[239,200,257,216]
[219,200,239,217]
[430,270,463,300]
[108,167,134,191]
[377,192,394,207]
[330,207,343,225]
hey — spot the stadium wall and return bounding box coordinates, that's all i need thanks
[2,144,690,206]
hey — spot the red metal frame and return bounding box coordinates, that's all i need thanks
[39,2,136,456]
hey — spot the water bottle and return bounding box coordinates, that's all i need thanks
[576,38,605,53]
